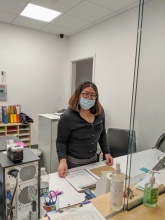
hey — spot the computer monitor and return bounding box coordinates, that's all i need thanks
[152,156,165,171]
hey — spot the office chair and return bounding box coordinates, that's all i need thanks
[106,128,136,158]
[154,133,165,152]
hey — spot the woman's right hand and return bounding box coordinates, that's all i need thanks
[58,159,68,177]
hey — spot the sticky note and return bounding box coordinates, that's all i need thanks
[139,167,150,173]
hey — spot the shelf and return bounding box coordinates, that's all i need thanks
[19,128,30,131]
[19,138,30,141]
[7,126,18,131]
[0,123,31,147]
[0,133,6,136]
[19,133,30,136]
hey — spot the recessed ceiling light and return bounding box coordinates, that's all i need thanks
[20,3,61,22]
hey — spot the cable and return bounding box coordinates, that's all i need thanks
[6,170,19,220]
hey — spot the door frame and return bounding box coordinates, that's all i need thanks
[70,54,96,96]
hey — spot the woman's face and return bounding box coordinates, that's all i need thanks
[80,86,97,100]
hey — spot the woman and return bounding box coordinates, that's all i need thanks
[56,81,113,177]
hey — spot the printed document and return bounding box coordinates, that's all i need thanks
[65,169,97,192]
[47,202,106,220]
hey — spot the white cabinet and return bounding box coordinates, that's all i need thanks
[38,114,60,173]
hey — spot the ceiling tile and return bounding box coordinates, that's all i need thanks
[0,0,29,14]
[31,0,83,13]
[0,0,144,36]
[67,1,113,22]
[12,16,47,30]
[51,14,91,30]
[42,23,74,35]
[66,22,97,36]
[87,0,139,11]
[0,11,17,23]
[92,11,119,24]
[117,1,139,13]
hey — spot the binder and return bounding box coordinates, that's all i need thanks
[2,106,8,124]
[1,105,21,124]
[0,106,2,123]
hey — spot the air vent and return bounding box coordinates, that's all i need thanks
[18,185,37,204]
[20,164,36,181]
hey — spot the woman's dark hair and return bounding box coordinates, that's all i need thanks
[69,81,102,115]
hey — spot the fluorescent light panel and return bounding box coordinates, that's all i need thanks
[20,3,61,22]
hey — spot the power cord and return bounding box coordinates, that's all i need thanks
[6,169,19,220]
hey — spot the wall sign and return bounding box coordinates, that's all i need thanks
[0,84,7,101]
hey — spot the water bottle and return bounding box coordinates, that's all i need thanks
[40,167,49,218]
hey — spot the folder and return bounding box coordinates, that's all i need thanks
[13,106,17,123]
[8,106,14,123]
[16,105,20,123]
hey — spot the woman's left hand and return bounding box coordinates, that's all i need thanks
[105,153,113,166]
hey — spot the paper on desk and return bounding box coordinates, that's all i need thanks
[47,202,106,220]
[65,169,97,192]
[49,172,85,208]
[143,148,165,160]
[125,173,146,186]
[94,171,112,196]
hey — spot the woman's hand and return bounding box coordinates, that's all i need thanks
[105,153,113,166]
[58,159,68,177]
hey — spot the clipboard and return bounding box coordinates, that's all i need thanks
[65,169,97,192]
[90,165,115,178]
[47,201,106,220]
[90,165,127,179]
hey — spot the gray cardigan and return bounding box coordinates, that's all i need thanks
[56,107,110,161]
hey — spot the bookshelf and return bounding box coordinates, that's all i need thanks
[0,123,31,147]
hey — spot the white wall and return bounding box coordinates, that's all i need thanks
[67,0,165,151]
[0,23,68,144]
[1,0,163,151]
[135,0,165,151]
[67,7,138,131]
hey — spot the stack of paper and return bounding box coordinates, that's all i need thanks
[65,169,97,192]
[47,202,106,220]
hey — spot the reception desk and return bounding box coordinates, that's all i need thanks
[41,192,165,220]
[41,149,165,219]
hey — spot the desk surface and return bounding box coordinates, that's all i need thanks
[48,149,165,208]
[42,149,165,219]
[42,193,165,220]
[110,193,165,220]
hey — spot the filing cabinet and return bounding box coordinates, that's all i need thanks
[38,114,59,173]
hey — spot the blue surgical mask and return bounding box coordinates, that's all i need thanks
[80,98,95,110]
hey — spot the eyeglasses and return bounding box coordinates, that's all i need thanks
[81,92,97,100]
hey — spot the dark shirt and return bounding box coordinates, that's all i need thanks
[56,107,110,162]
